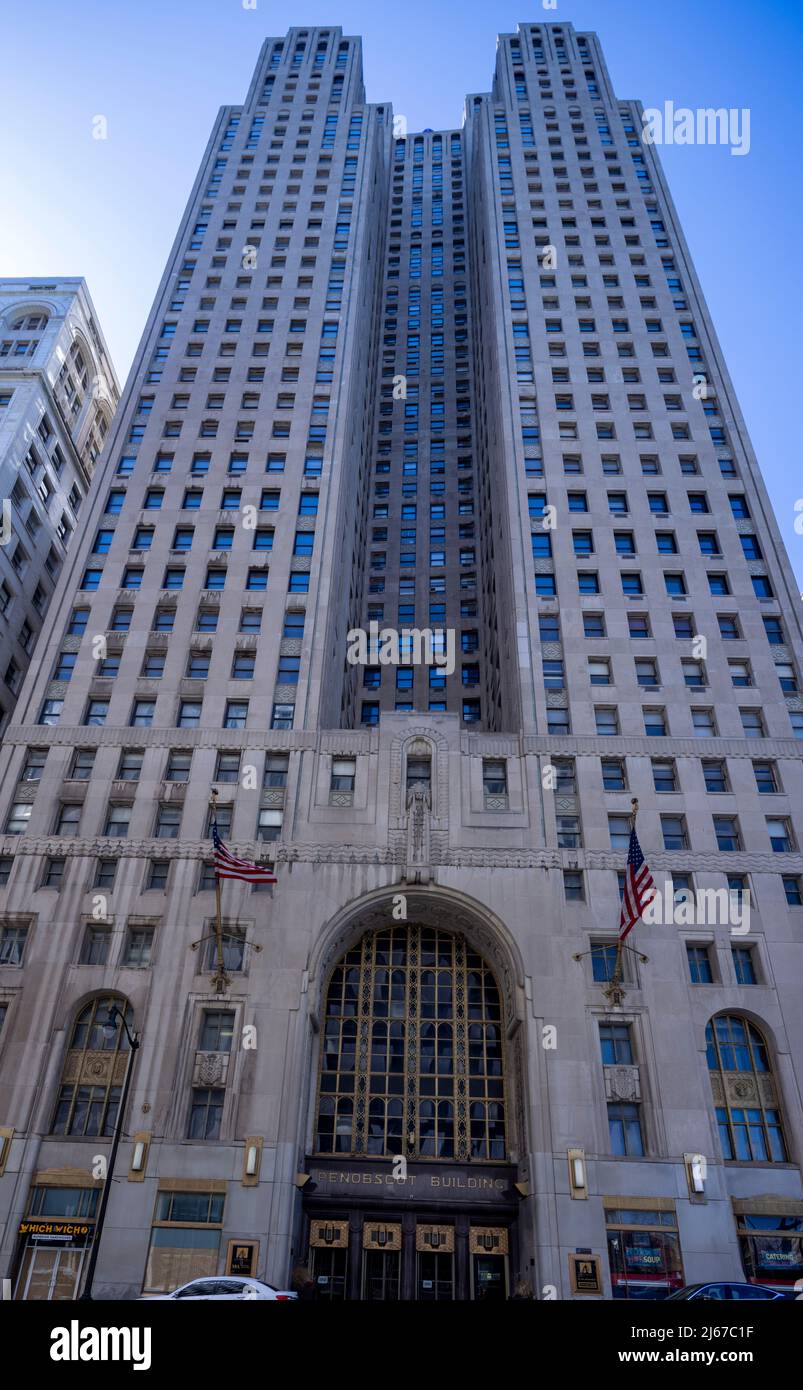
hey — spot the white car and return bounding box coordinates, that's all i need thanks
[141,1276,297,1301]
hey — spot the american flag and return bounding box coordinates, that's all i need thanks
[212,819,277,885]
[619,827,656,940]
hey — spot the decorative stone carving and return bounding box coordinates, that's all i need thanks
[604,1065,641,1102]
[193,1052,229,1087]
[405,778,431,881]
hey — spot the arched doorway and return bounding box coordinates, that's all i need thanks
[303,907,527,1301]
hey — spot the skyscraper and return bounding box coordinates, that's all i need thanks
[0,279,119,736]
[1,22,801,1302]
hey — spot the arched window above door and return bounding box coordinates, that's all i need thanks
[315,924,507,1162]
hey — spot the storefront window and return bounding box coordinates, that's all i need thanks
[14,1185,99,1300]
[143,1190,224,1293]
[737,1213,803,1290]
[606,1206,683,1300]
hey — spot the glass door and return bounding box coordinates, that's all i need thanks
[362,1249,401,1301]
[471,1254,508,1301]
[417,1250,454,1300]
[16,1245,87,1300]
[469,1227,510,1301]
[310,1246,348,1300]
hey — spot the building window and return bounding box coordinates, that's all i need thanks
[607,1102,644,1157]
[732,946,757,985]
[124,927,155,967]
[188,1088,225,1141]
[79,925,111,966]
[330,757,356,804]
[713,816,741,851]
[767,818,794,853]
[105,804,131,837]
[6,803,32,835]
[591,943,619,983]
[55,804,82,836]
[51,997,134,1136]
[706,1015,787,1162]
[42,857,66,889]
[686,944,713,984]
[204,925,246,974]
[599,1022,634,1065]
[0,922,29,965]
[200,1009,234,1052]
[144,1190,224,1294]
[482,760,507,804]
[257,809,283,842]
[563,870,585,902]
[315,924,506,1161]
[146,860,169,891]
[155,805,181,839]
[95,859,117,890]
[272,702,294,729]
[166,751,192,782]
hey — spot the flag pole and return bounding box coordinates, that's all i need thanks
[612,798,639,992]
[210,787,228,994]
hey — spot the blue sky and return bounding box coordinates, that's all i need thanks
[3,0,802,580]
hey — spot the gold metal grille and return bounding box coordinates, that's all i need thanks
[416,1224,455,1253]
[315,924,507,1162]
[469,1227,509,1256]
[310,1219,349,1250]
[363,1221,402,1251]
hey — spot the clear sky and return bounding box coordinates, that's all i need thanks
[3,0,802,581]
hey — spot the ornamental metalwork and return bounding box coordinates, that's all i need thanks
[315,924,507,1162]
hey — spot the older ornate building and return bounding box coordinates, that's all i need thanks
[0,279,119,737]
[0,23,802,1301]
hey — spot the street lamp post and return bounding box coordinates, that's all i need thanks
[78,1004,140,1300]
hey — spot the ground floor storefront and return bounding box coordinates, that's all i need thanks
[7,1170,803,1299]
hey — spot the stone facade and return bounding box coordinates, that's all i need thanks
[0,23,802,1301]
[0,279,119,735]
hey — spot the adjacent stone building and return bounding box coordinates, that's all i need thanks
[0,23,801,1301]
[0,279,119,736]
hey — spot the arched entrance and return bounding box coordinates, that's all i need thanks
[301,892,530,1301]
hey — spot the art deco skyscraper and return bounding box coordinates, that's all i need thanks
[1,23,801,1302]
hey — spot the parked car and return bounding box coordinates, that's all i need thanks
[140,1276,297,1301]
[665,1281,789,1301]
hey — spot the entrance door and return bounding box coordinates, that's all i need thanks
[16,1245,86,1300]
[310,1247,348,1301]
[417,1250,454,1301]
[469,1227,510,1301]
[471,1254,508,1301]
[362,1250,401,1301]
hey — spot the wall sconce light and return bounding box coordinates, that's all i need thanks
[128,1131,151,1181]
[243,1136,263,1186]
[684,1152,707,1197]
[568,1147,588,1199]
